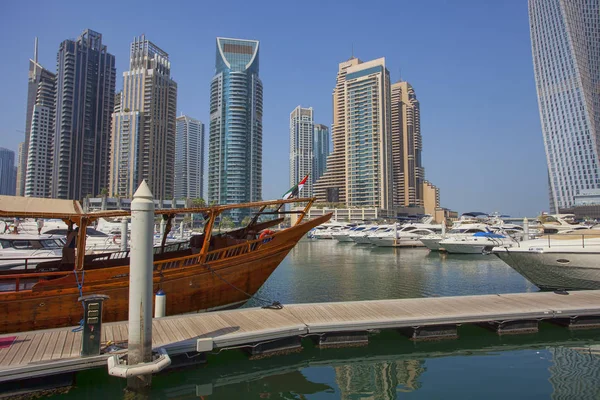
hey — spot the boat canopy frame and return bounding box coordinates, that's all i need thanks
[0,196,316,271]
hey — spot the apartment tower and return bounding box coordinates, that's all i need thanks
[0,148,16,196]
[17,38,55,196]
[313,124,330,183]
[208,37,262,221]
[315,57,393,209]
[25,60,56,197]
[391,81,424,207]
[290,106,314,197]
[51,29,116,200]
[109,35,178,199]
[175,115,205,199]
[529,0,600,212]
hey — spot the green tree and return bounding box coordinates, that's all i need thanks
[241,216,252,227]
[219,216,234,230]
[192,198,206,207]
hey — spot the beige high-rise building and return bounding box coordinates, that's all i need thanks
[391,81,424,208]
[109,35,177,199]
[314,57,393,209]
[314,57,362,204]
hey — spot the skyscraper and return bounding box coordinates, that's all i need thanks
[109,35,177,199]
[314,57,393,209]
[0,148,16,196]
[314,57,361,204]
[51,29,116,200]
[529,0,600,212]
[391,81,424,207]
[25,63,56,198]
[313,124,330,183]
[208,37,262,220]
[175,115,205,199]
[290,106,314,197]
[17,38,55,196]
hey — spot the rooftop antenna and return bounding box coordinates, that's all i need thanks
[351,43,354,58]
[34,37,38,63]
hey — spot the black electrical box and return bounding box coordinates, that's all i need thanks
[78,294,109,356]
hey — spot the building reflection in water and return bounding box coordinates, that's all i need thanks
[334,359,425,399]
[549,347,600,399]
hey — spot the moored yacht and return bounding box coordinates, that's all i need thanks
[420,223,492,251]
[492,230,600,290]
[439,231,516,254]
[0,233,64,270]
[370,218,443,247]
[350,225,388,244]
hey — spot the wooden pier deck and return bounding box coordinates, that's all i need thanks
[2,290,600,384]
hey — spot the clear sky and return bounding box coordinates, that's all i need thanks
[0,0,547,217]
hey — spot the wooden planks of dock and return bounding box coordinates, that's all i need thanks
[2,290,600,383]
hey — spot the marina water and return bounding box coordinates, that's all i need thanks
[49,240,600,399]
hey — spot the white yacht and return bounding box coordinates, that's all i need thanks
[350,225,388,244]
[44,227,122,253]
[370,219,443,247]
[308,221,350,239]
[420,223,492,251]
[333,226,363,242]
[0,234,64,270]
[493,230,600,290]
[536,214,589,234]
[439,231,517,254]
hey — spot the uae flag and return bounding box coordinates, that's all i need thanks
[282,175,309,200]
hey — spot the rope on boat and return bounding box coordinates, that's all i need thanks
[72,269,86,332]
[201,263,283,310]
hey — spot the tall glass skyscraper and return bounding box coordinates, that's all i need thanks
[109,35,177,199]
[0,148,16,196]
[529,0,600,212]
[175,115,205,200]
[51,29,116,200]
[313,124,330,183]
[290,106,314,197]
[17,38,55,197]
[208,37,262,221]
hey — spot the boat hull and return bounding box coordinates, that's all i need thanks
[372,237,426,248]
[442,243,488,254]
[351,235,373,244]
[0,214,330,334]
[333,235,353,242]
[494,249,600,290]
[420,237,443,251]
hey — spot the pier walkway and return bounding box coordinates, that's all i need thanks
[2,290,600,383]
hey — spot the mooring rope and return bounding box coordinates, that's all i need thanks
[72,269,86,332]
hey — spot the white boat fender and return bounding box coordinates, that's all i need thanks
[107,347,171,378]
[155,289,166,318]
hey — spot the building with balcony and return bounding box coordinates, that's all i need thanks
[175,115,205,199]
[109,35,178,199]
[17,38,55,196]
[529,0,600,212]
[51,29,116,200]
[208,37,262,222]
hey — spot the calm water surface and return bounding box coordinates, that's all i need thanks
[50,240,600,399]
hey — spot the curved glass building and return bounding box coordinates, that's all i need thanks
[529,0,600,212]
[208,37,262,221]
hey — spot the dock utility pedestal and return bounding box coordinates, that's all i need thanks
[78,294,109,356]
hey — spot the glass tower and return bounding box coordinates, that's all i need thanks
[529,0,600,212]
[290,106,314,197]
[175,115,205,200]
[51,29,116,200]
[208,37,262,222]
[0,148,16,196]
[313,124,330,183]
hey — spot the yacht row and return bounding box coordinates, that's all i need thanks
[309,212,600,291]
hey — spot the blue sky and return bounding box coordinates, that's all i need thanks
[0,0,547,217]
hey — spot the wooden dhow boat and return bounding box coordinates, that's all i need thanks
[0,195,330,334]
